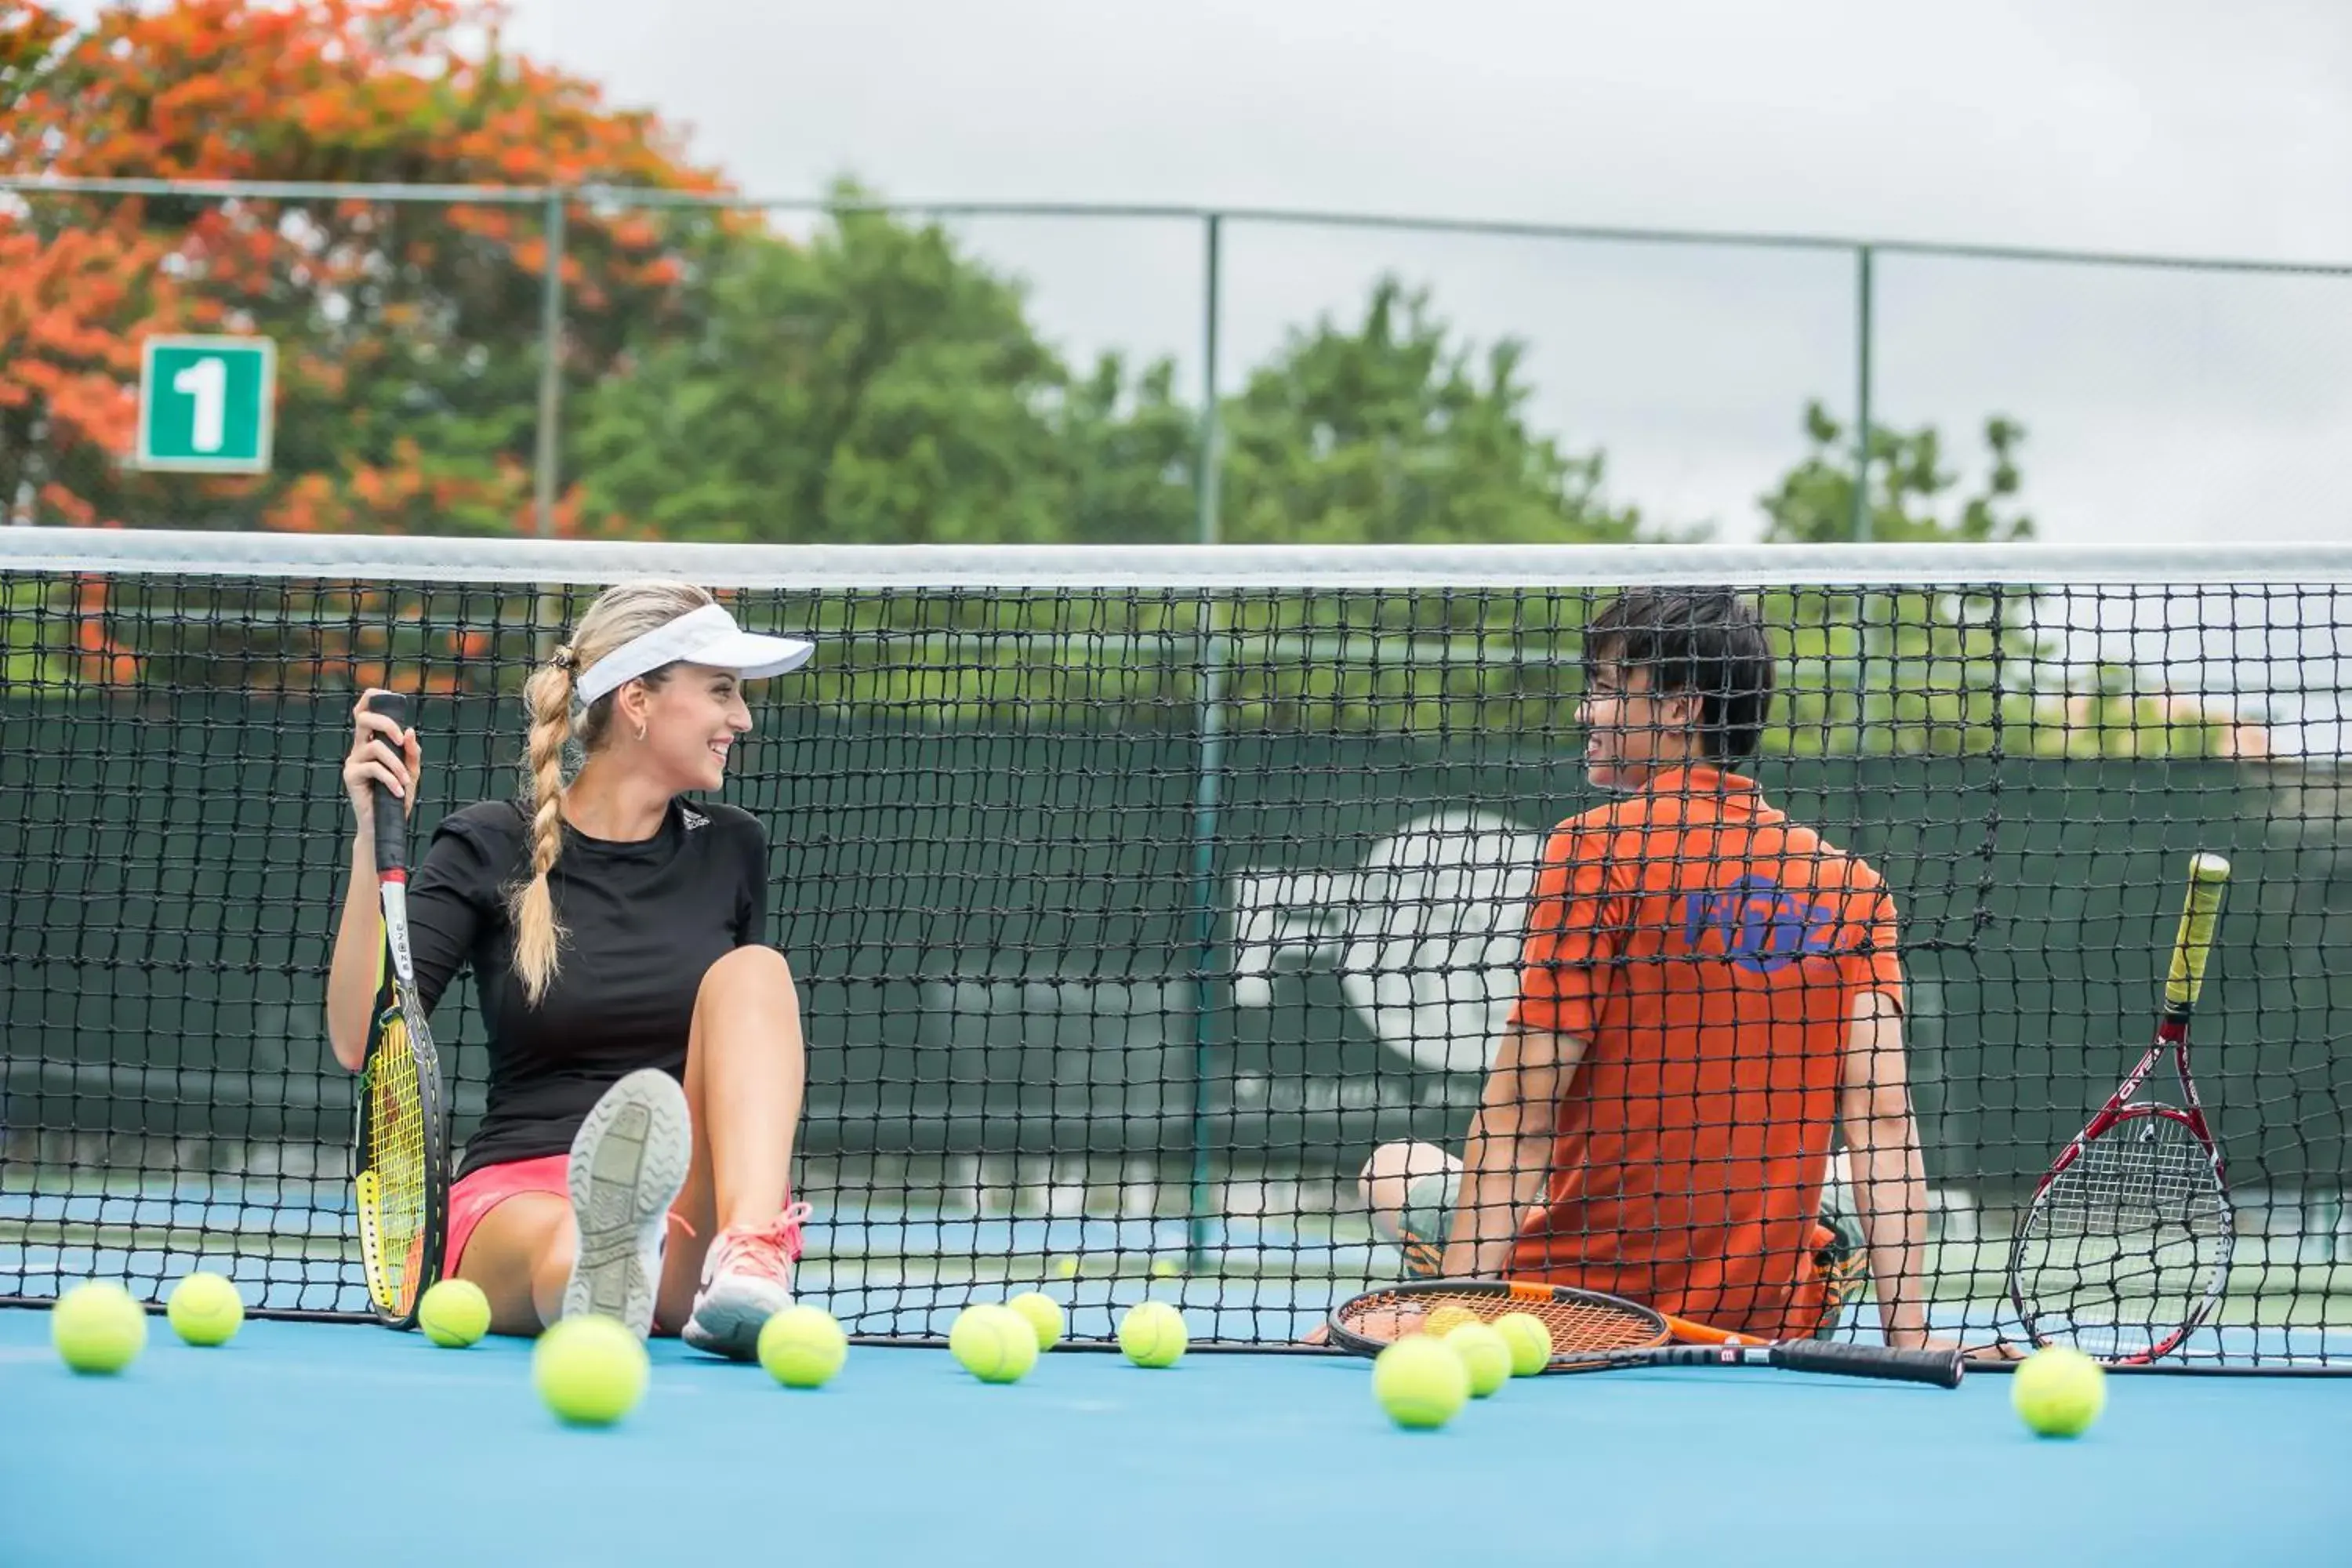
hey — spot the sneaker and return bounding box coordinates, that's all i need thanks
[560,1069,691,1338]
[1810,1192,1871,1340]
[681,1203,812,1359]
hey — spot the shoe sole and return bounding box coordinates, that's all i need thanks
[561,1069,691,1338]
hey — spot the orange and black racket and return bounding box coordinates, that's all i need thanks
[1327,1278,1963,1388]
[350,691,450,1329]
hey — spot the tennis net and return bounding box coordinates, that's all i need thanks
[3,528,2348,1367]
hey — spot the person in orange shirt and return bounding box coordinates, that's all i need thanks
[1359,587,1938,1347]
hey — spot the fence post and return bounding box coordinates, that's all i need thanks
[1195,213,1223,550]
[1186,213,1227,1270]
[1853,242,1874,543]
[532,187,568,539]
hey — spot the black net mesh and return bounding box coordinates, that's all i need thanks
[1,535,2345,1367]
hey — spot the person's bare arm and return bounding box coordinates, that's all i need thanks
[1438,1025,1586,1278]
[1836,990,1935,1348]
[325,693,419,1073]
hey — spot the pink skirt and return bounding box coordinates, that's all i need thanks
[444,1152,572,1275]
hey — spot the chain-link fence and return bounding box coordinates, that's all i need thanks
[4,176,2348,547]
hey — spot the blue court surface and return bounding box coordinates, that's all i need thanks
[2,1308,2346,1567]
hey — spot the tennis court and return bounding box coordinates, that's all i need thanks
[5,1305,2346,1567]
[5,533,2351,1563]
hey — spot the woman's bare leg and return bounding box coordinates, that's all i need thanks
[455,1193,573,1335]
[655,945,810,1344]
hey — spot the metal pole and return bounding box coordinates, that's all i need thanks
[1852,244,1874,544]
[1194,214,1223,549]
[1185,214,1226,1269]
[532,189,568,539]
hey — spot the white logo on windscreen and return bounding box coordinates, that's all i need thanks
[1229,809,1543,1074]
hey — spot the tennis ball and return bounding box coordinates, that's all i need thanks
[532,1314,648,1427]
[1151,1259,1180,1279]
[418,1279,492,1348]
[1423,1304,1482,1338]
[949,1304,1039,1384]
[758,1305,848,1389]
[1446,1321,1512,1398]
[1492,1312,1553,1377]
[1005,1291,1066,1352]
[166,1271,244,1347]
[1374,1335,1471,1431]
[51,1281,147,1374]
[1053,1257,1080,1279]
[1117,1301,1189,1368]
[2013,1345,2107,1438]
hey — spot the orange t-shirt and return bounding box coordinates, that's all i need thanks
[1507,764,1904,1341]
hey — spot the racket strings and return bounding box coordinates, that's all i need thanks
[2016,1114,2228,1356]
[1336,1287,1665,1354]
[359,1011,430,1316]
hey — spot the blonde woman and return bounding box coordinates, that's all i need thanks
[326,582,815,1359]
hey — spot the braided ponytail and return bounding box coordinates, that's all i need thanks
[507,582,717,1005]
[510,650,577,1005]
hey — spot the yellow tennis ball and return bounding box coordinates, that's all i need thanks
[532,1314,648,1427]
[1053,1257,1080,1279]
[2013,1345,2106,1438]
[1374,1335,1470,1430]
[758,1305,848,1389]
[1492,1312,1553,1377]
[1423,1304,1481,1338]
[1446,1321,1512,1398]
[1151,1259,1180,1279]
[418,1279,492,1348]
[52,1280,147,1374]
[1117,1301,1189,1368]
[949,1304,1039,1384]
[1004,1291,1065,1352]
[166,1272,244,1347]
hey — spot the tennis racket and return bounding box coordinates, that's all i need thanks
[1327,1279,1965,1387]
[351,691,450,1330]
[2008,851,2234,1363]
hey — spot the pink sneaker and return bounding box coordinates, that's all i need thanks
[682,1203,812,1359]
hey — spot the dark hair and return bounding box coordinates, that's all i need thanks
[1584,588,1775,764]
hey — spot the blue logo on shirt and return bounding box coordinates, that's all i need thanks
[1682,877,1842,974]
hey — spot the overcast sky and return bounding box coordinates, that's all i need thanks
[486,0,2352,546]
[58,0,2351,545]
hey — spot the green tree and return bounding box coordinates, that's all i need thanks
[1760,401,2031,544]
[1758,405,2033,754]
[572,197,1193,546]
[1220,279,1642,546]
[2,0,728,536]
[1753,405,2231,758]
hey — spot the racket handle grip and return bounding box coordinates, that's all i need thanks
[363,691,410,877]
[1771,1340,1965,1388]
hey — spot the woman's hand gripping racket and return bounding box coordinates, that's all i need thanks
[351,691,451,1329]
[1327,1279,1965,1387]
[2007,852,2234,1363]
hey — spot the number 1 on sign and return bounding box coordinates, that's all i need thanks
[172,356,228,454]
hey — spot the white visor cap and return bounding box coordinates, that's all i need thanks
[573,602,815,706]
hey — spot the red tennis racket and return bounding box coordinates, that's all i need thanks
[2008,852,2234,1363]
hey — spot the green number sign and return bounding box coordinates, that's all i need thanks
[136,336,276,474]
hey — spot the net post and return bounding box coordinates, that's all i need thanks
[1852,242,1874,544]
